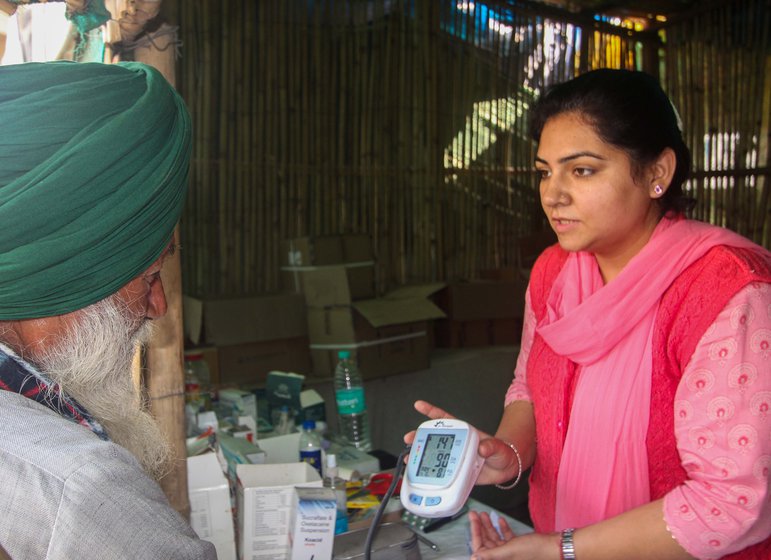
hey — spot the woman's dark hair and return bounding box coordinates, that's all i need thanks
[529,69,695,215]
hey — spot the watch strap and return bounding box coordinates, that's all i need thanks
[561,528,576,560]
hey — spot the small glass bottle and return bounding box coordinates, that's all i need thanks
[323,454,349,534]
[272,405,295,435]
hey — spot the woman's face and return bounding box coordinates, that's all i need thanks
[535,111,663,282]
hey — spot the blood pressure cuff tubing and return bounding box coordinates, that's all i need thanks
[0,61,191,319]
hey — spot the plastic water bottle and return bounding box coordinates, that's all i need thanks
[323,454,349,535]
[333,351,372,451]
[299,420,323,474]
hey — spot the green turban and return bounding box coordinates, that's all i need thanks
[0,61,192,320]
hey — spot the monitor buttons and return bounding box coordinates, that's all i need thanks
[425,496,442,507]
[409,494,423,505]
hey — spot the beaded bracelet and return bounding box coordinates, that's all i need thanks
[494,440,523,490]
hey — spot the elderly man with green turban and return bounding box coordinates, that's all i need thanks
[0,62,215,559]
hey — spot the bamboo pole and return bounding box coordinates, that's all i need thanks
[753,1,770,246]
[252,1,265,290]
[297,10,310,241]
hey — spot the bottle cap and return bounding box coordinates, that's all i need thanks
[302,419,316,430]
[337,350,350,359]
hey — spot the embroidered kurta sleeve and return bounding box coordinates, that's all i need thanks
[664,282,771,559]
[505,287,536,405]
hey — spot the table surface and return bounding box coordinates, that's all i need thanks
[413,498,533,559]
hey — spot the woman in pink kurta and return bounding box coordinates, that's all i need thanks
[408,69,770,559]
[505,267,771,558]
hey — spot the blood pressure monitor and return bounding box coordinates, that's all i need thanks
[400,419,484,518]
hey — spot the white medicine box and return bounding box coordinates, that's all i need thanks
[290,487,336,559]
[187,452,237,560]
[236,462,322,560]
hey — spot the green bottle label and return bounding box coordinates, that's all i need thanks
[335,387,365,414]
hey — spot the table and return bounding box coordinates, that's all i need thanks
[333,498,531,559]
[414,498,533,559]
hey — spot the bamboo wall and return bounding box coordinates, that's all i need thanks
[664,0,770,245]
[162,0,770,298]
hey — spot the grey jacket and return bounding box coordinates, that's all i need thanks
[0,391,216,560]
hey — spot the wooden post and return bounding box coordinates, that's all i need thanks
[131,24,190,519]
[0,0,15,16]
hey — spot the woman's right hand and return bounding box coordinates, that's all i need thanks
[403,400,524,486]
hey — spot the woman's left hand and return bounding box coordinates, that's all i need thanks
[469,510,514,551]
[403,400,524,485]
[469,510,561,560]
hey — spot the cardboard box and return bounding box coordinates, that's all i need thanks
[281,234,372,267]
[216,337,312,387]
[183,293,308,346]
[282,263,375,303]
[479,266,528,283]
[436,280,526,321]
[306,283,445,344]
[187,453,237,560]
[281,234,376,303]
[490,317,522,345]
[289,487,336,560]
[265,371,305,413]
[434,319,489,347]
[310,322,430,378]
[184,347,221,388]
[218,433,267,484]
[307,283,445,378]
[236,463,322,560]
[183,293,312,386]
[257,431,302,464]
[282,236,344,266]
[218,389,258,422]
[434,317,522,348]
[300,389,326,423]
[331,444,380,476]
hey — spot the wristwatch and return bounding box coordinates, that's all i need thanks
[561,528,576,560]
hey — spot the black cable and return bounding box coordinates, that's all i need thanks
[363,444,411,560]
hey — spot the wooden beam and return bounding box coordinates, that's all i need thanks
[130,22,191,519]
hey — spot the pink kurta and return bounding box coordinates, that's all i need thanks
[505,282,771,558]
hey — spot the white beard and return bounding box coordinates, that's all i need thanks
[34,294,172,481]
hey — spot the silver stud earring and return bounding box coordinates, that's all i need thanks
[654,184,664,196]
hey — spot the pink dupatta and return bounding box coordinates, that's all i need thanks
[537,217,760,529]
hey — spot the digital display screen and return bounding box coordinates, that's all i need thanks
[417,434,455,478]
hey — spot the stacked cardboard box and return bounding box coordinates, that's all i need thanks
[281,234,376,301]
[281,235,446,379]
[434,278,527,347]
[183,293,312,386]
